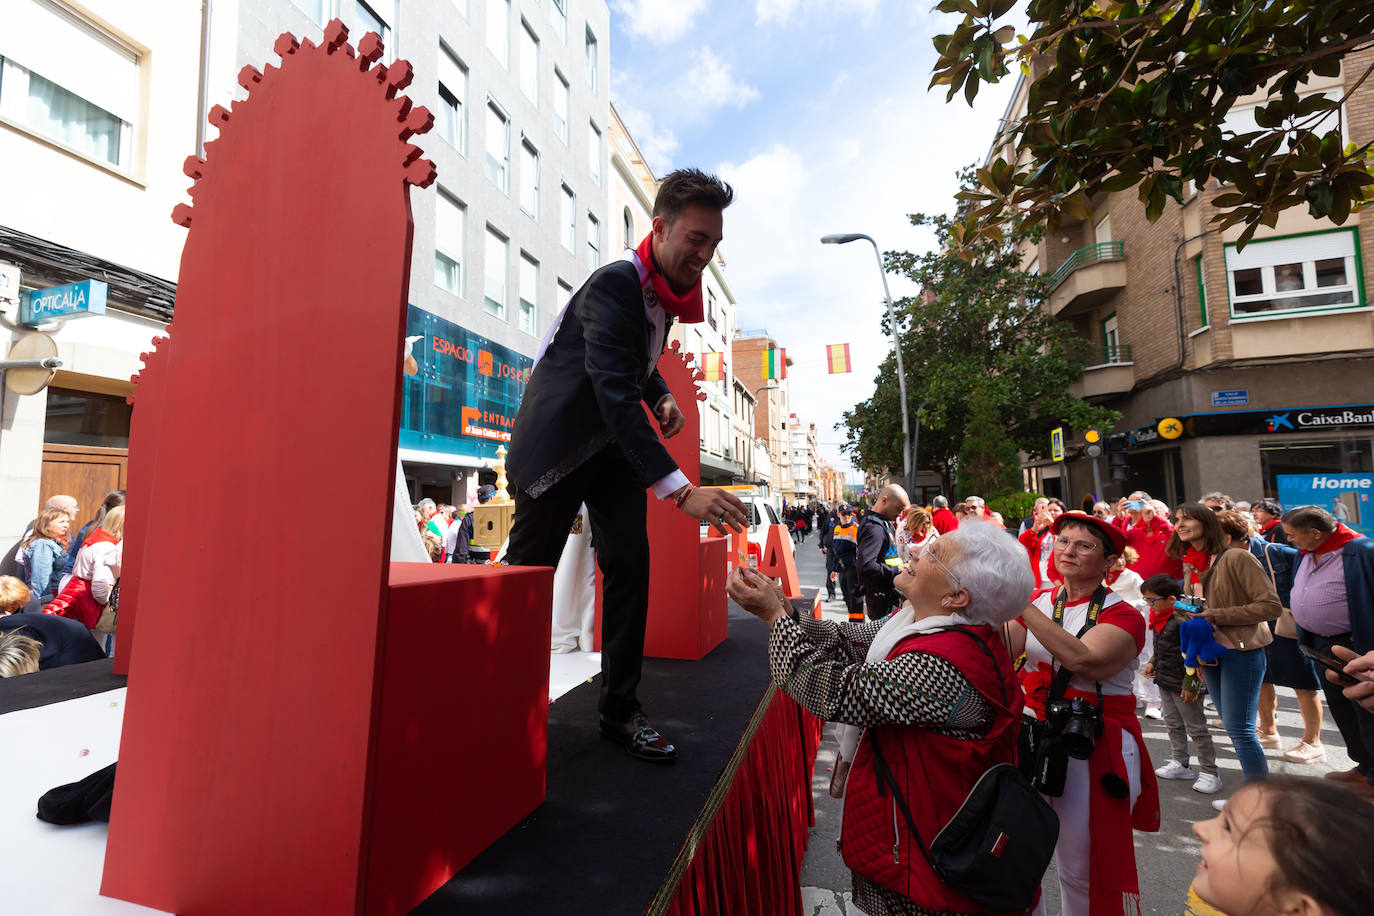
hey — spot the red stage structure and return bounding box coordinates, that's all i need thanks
[104,23,552,915]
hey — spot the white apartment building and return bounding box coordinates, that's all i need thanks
[608,101,744,485]
[209,0,611,505]
[0,0,203,543]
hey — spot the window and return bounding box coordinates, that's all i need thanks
[549,0,567,44]
[553,70,569,143]
[1100,313,1121,362]
[437,45,467,153]
[1224,90,1343,153]
[484,227,508,319]
[588,122,602,186]
[518,21,538,105]
[707,288,718,330]
[1225,229,1363,318]
[585,27,598,92]
[485,101,509,192]
[519,140,539,217]
[0,1,139,170]
[560,184,576,252]
[486,0,510,68]
[1094,214,1112,245]
[587,213,600,269]
[557,279,573,309]
[519,254,539,335]
[623,207,635,249]
[434,188,465,295]
[351,0,391,55]
[1195,256,1208,326]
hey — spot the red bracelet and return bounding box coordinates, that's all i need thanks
[673,485,694,510]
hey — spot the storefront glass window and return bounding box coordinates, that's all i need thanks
[44,388,132,448]
[1260,438,1374,498]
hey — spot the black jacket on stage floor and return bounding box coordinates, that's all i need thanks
[0,611,105,669]
[507,260,677,499]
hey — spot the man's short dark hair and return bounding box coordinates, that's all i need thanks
[653,168,734,223]
[1254,498,1283,517]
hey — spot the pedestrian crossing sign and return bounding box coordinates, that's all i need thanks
[1051,427,1065,462]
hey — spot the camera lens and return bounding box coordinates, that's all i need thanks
[1059,717,1096,759]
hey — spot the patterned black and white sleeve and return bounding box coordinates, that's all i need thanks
[767,617,994,734]
[788,613,886,665]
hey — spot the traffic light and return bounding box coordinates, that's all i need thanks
[1084,428,1103,458]
[1107,435,1130,481]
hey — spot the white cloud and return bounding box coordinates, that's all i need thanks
[612,0,708,45]
[687,47,760,112]
[755,0,880,27]
[611,101,681,174]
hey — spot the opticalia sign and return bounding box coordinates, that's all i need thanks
[20,280,108,326]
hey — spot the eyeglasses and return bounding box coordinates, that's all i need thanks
[1092,510,1109,517]
[922,546,961,591]
[1142,596,1170,605]
[1053,536,1102,555]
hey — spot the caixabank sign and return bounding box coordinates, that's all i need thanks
[399,304,533,461]
[1155,403,1374,439]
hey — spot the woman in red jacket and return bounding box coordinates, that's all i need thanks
[728,522,1037,915]
[1018,498,1065,588]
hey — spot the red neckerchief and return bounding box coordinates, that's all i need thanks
[635,233,704,323]
[1307,523,1361,557]
[1148,602,1174,634]
[1182,547,1211,573]
[1260,519,1280,535]
[82,529,118,549]
[1105,568,1122,586]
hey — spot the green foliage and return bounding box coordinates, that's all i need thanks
[930,0,1374,251]
[957,388,1023,496]
[840,169,1119,482]
[988,490,1046,527]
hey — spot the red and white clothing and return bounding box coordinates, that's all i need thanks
[1018,528,1060,589]
[1020,587,1159,916]
[1122,518,1183,581]
[44,531,120,630]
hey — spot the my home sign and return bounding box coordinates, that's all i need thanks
[20,280,108,326]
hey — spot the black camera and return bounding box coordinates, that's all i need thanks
[1045,697,1104,760]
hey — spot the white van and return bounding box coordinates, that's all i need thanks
[699,487,783,561]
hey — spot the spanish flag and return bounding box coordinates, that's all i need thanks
[826,343,852,374]
[763,347,787,380]
[701,351,725,381]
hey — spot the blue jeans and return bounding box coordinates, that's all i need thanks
[1200,648,1269,781]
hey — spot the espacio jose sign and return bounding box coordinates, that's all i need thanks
[1158,403,1374,439]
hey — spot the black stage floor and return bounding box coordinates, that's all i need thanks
[0,656,125,715]
[412,595,814,916]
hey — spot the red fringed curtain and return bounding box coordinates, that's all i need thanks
[662,690,824,916]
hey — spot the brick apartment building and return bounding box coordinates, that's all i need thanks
[731,332,794,492]
[998,48,1374,508]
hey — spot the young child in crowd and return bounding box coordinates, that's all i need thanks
[1141,573,1222,795]
[1189,777,1374,915]
[0,575,30,615]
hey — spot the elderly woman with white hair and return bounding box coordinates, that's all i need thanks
[728,522,1038,916]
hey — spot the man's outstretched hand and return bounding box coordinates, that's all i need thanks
[655,395,686,439]
[679,485,748,535]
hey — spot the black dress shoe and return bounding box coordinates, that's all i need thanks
[599,711,678,763]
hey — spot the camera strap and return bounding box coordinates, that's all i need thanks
[1047,585,1108,707]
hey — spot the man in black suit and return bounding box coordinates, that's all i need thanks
[505,169,748,762]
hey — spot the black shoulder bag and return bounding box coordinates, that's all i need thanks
[867,627,1059,913]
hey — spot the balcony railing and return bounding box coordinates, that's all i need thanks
[1049,241,1125,291]
[1084,343,1132,366]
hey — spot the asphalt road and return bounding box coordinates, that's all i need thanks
[789,530,1358,916]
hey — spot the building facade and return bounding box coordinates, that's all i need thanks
[732,330,793,493]
[997,50,1374,508]
[0,0,204,542]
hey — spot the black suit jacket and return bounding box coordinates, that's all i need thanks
[857,514,899,601]
[507,260,676,498]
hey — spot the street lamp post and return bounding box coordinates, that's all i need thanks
[821,233,914,498]
[748,383,781,487]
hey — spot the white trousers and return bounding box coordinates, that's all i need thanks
[1033,730,1142,916]
[1134,628,1160,705]
[550,506,597,653]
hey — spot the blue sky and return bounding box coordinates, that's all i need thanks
[607,0,1018,482]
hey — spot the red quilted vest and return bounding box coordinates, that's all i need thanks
[840,625,1029,915]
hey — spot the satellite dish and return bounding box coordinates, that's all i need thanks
[4,331,60,395]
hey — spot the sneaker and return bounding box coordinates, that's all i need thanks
[1211,797,1228,812]
[1257,731,1281,749]
[1155,760,1194,780]
[1208,719,1226,730]
[1144,703,1163,719]
[1282,741,1326,764]
[1193,772,1223,795]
